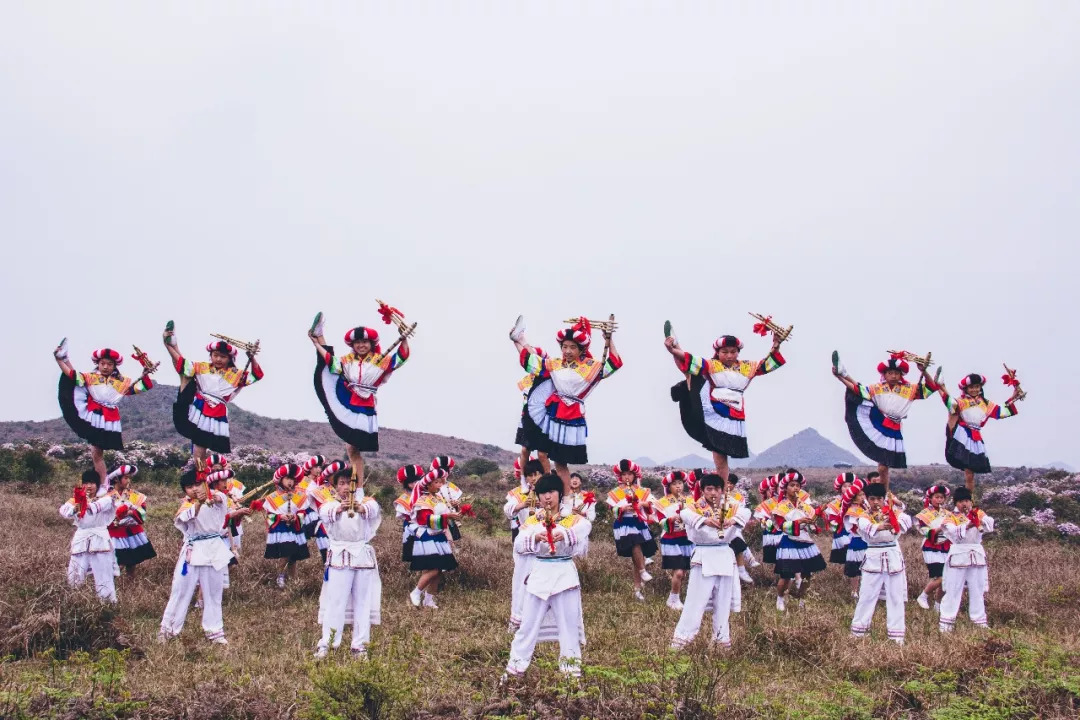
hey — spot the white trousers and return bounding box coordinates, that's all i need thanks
[319,567,375,650]
[939,565,988,631]
[160,562,225,640]
[509,551,530,629]
[68,552,117,603]
[507,589,582,677]
[850,570,906,643]
[671,566,733,648]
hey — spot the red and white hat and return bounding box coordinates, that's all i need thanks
[712,335,743,352]
[959,374,986,390]
[206,341,237,358]
[612,459,641,478]
[303,455,327,472]
[397,464,425,487]
[758,475,774,498]
[834,472,859,492]
[206,468,234,484]
[556,318,592,348]
[430,455,455,474]
[779,471,804,493]
[273,463,304,483]
[319,461,348,484]
[924,484,951,507]
[344,326,380,352]
[842,478,866,508]
[662,470,688,490]
[206,454,229,471]
[878,354,910,376]
[411,467,448,505]
[92,348,123,365]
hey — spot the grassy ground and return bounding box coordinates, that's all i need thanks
[1,481,1078,720]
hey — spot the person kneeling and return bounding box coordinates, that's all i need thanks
[670,473,751,651]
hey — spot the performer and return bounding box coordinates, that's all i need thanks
[407,468,462,609]
[930,371,1021,493]
[656,471,693,610]
[431,456,465,542]
[315,466,382,659]
[300,455,331,562]
[262,463,311,589]
[606,460,657,602]
[824,473,857,590]
[915,485,951,611]
[849,483,912,645]
[939,487,995,633]
[752,475,781,567]
[723,474,757,584]
[54,341,154,483]
[670,473,752,650]
[395,464,424,565]
[60,469,118,602]
[308,308,410,483]
[509,324,554,473]
[505,459,544,633]
[208,468,249,591]
[832,352,931,491]
[158,469,232,644]
[163,324,263,461]
[505,473,592,679]
[842,479,869,598]
[561,472,596,558]
[511,317,622,492]
[665,331,785,480]
[773,471,825,611]
[106,464,156,577]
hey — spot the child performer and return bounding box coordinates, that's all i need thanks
[300,455,331,562]
[158,469,233,644]
[505,473,592,679]
[670,473,752,650]
[562,471,597,557]
[60,469,118,602]
[163,325,263,461]
[842,479,868,598]
[939,487,995,633]
[315,466,383,660]
[431,456,464,542]
[849,483,912,645]
[207,468,248,591]
[606,460,657,601]
[395,464,424,565]
[309,310,410,483]
[262,463,311,589]
[505,459,544,633]
[930,371,1021,493]
[509,322,554,473]
[407,468,462,609]
[773,471,825,611]
[54,341,154,483]
[656,471,693,610]
[511,317,622,492]
[824,473,857,572]
[665,331,785,480]
[753,475,781,567]
[724,474,758,584]
[915,485,951,611]
[107,464,157,577]
[832,352,931,492]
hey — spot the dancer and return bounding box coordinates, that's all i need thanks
[930,371,1021,493]
[753,475,781,567]
[315,465,382,659]
[606,460,657,601]
[262,463,311,589]
[824,473,857,587]
[208,468,249,591]
[505,473,592,679]
[773,471,825,611]
[60,469,118,602]
[308,306,411,483]
[163,324,263,461]
[723,474,757,584]
[915,485,951,611]
[158,469,233,644]
[395,464,424,564]
[407,468,462,609]
[55,341,155,483]
[510,316,622,492]
[431,456,465,542]
[562,472,597,557]
[106,464,157,577]
[509,323,554,473]
[849,484,912,645]
[300,456,331,562]
[939,487,995,633]
[665,327,785,480]
[832,351,931,491]
[656,471,693,610]
[670,473,752,650]
[505,458,544,633]
[842,478,868,599]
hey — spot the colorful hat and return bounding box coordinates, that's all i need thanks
[959,374,986,390]
[712,335,743,352]
[430,455,455,474]
[924,484,951,507]
[556,318,592,348]
[842,478,866,507]
[877,354,910,375]
[397,464,425,487]
[273,463,304,483]
[662,470,687,489]
[206,468,234,484]
[834,472,858,491]
[92,348,123,365]
[758,476,773,497]
[303,455,327,472]
[206,341,237,358]
[344,326,381,353]
[319,461,348,484]
[612,459,641,478]
[411,467,448,505]
[780,471,804,492]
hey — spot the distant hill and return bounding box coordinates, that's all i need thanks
[634,456,659,468]
[1045,461,1076,472]
[0,383,514,466]
[748,428,862,469]
[662,452,756,470]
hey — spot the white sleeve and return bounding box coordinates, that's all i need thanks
[980,514,995,533]
[897,513,913,534]
[59,501,77,519]
[319,500,342,525]
[503,493,519,521]
[362,498,382,533]
[514,525,536,555]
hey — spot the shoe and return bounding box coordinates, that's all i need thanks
[276,574,286,589]
[409,587,423,607]
[776,596,786,612]
[633,590,645,602]
[314,645,328,660]
[640,570,653,582]
[917,593,930,610]
[156,630,170,644]
[851,591,859,600]
[798,599,806,609]
[665,596,680,611]
[211,636,228,645]
[423,593,439,609]
[350,646,367,659]
[748,557,761,568]
[644,557,654,566]
[738,567,754,585]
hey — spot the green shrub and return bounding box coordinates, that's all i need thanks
[20,450,53,484]
[460,457,500,476]
[303,653,417,720]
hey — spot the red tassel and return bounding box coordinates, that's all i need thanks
[752,316,771,336]
[459,503,476,518]
[891,351,906,360]
[545,515,557,553]
[1001,373,1019,387]
[582,491,596,505]
[885,506,900,534]
[378,304,403,325]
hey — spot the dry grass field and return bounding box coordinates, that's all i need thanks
[2,477,1079,720]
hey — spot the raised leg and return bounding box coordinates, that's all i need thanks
[346,444,365,480]
[90,446,107,486]
[711,452,730,481]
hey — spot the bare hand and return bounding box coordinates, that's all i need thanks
[664,336,678,353]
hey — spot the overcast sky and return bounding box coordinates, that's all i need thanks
[2,3,1077,469]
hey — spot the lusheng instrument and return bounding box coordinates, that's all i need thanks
[749,313,793,343]
[887,349,933,369]
[236,480,274,507]
[374,299,417,364]
[131,345,160,374]
[563,316,619,334]
[1001,363,1028,401]
[211,333,261,356]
